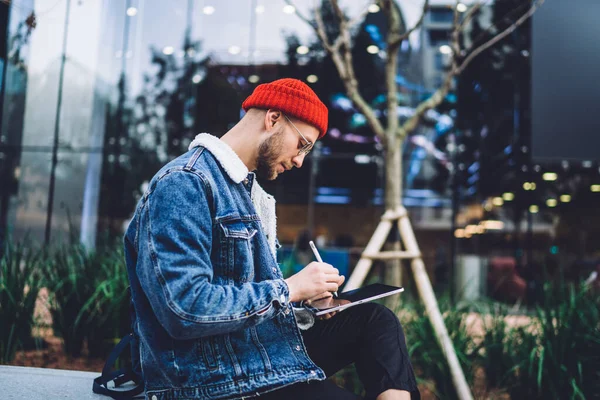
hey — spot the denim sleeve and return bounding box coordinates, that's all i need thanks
[138,169,290,340]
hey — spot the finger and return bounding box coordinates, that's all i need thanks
[309,291,332,302]
[320,264,339,275]
[326,283,339,293]
[337,275,346,285]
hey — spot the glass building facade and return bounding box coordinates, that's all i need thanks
[1,0,452,247]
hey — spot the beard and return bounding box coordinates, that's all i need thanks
[256,127,287,180]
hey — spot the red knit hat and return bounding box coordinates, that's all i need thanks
[242,78,328,138]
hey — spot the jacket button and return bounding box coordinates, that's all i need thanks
[284,308,291,315]
[295,345,301,351]
[243,178,249,185]
[151,396,158,400]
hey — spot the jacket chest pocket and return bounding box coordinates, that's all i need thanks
[218,220,258,283]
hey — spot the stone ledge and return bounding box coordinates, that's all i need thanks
[0,366,108,399]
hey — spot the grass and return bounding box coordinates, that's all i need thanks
[0,239,43,363]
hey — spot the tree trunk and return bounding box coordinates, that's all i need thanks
[384,136,402,210]
[384,136,403,297]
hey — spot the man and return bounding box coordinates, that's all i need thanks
[124,78,419,399]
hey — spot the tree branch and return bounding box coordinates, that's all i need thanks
[311,0,385,139]
[397,1,460,139]
[383,0,402,136]
[464,1,529,52]
[458,1,483,33]
[458,0,544,74]
[313,2,336,53]
[398,70,454,139]
[389,0,429,47]
[284,0,317,30]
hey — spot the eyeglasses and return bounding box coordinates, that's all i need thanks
[283,114,314,156]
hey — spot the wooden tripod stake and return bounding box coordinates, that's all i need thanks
[344,207,473,400]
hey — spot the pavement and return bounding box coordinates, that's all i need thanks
[0,366,119,400]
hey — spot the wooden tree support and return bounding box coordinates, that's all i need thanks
[344,207,473,400]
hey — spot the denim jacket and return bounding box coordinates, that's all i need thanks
[124,134,325,399]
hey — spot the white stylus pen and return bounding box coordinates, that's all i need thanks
[309,240,338,298]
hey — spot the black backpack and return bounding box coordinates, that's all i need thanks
[93,288,144,399]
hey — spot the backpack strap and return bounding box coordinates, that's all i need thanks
[92,334,144,399]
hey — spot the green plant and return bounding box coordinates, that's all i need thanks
[0,239,42,363]
[507,283,600,399]
[77,242,130,358]
[474,302,516,390]
[399,298,476,400]
[474,281,600,399]
[43,242,102,357]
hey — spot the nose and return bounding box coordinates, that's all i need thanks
[291,153,306,168]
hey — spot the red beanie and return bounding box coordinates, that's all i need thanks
[242,78,328,138]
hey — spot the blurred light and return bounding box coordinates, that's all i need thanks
[546,198,557,207]
[561,160,569,169]
[475,225,485,234]
[521,146,528,153]
[543,172,557,181]
[126,7,138,16]
[228,45,241,55]
[583,160,593,168]
[482,220,504,230]
[534,164,541,172]
[492,197,504,206]
[306,74,318,83]
[296,45,309,55]
[455,229,466,239]
[203,5,215,15]
[529,205,539,213]
[502,192,514,201]
[162,46,174,55]
[456,3,467,12]
[367,45,379,54]
[439,45,452,54]
[550,245,559,255]
[255,5,265,14]
[560,194,571,203]
[192,74,202,84]
[523,182,531,190]
[465,225,478,235]
[368,4,380,13]
[591,184,600,192]
[354,155,371,164]
[283,5,296,14]
[248,74,260,83]
[521,49,530,57]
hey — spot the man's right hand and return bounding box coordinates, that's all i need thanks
[284,262,345,303]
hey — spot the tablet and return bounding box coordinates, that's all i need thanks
[310,283,404,316]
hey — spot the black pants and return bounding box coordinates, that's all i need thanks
[256,303,420,400]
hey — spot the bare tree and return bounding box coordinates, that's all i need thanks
[290,0,543,398]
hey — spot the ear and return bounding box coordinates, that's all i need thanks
[265,109,283,130]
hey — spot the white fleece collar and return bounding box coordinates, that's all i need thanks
[188,133,248,183]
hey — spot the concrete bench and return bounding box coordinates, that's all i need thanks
[0,366,109,399]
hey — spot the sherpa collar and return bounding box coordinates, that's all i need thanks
[188,133,248,183]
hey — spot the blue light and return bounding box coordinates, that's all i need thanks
[314,195,351,204]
